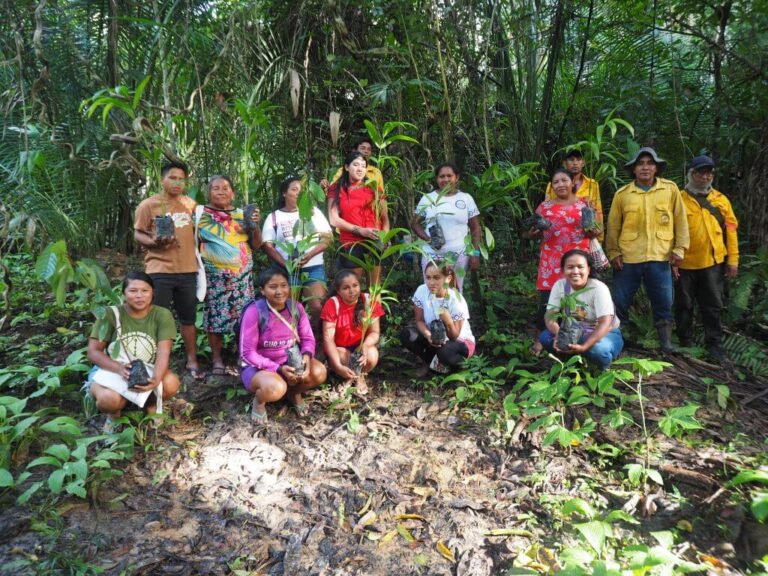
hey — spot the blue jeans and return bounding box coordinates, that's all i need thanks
[540,328,624,370]
[612,261,673,323]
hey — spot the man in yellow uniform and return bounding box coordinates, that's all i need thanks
[320,136,384,194]
[545,149,603,241]
[674,155,738,362]
[606,147,689,352]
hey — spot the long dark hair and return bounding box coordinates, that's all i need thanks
[560,249,595,278]
[333,151,368,215]
[277,175,301,210]
[328,269,366,328]
[435,162,460,180]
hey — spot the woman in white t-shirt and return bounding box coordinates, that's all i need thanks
[262,176,332,333]
[540,249,624,370]
[411,163,482,292]
[400,261,476,375]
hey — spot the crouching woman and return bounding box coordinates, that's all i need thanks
[240,268,326,422]
[400,261,475,375]
[540,249,624,370]
[86,271,180,432]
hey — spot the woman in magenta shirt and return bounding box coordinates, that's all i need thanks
[327,151,390,285]
[240,268,327,422]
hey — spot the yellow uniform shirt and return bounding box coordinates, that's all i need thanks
[606,178,689,264]
[331,165,384,193]
[546,174,603,241]
[680,188,739,270]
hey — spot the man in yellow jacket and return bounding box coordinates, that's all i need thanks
[545,149,603,241]
[606,147,689,351]
[675,155,738,362]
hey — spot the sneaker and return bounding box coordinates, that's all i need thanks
[429,355,450,374]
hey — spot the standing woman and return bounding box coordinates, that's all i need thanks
[240,268,326,421]
[526,169,596,354]
[262,175,332,335]
[327,151,390,286]
[197,175,262,375]
[411,163,482,292]
[86,272,180,432]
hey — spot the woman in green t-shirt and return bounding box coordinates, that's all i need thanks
[86,271,180,432]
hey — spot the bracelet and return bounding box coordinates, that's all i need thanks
[472,249,481,257]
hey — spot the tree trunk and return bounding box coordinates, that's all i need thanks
[107,0,119,86]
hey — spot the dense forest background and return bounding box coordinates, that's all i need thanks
[1,0,767,258]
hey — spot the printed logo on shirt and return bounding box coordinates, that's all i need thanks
[110,331,157,363]
[262,338,293,349]
[171,212,192,228]
[455,199,467,210]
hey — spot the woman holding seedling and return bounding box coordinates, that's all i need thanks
[327,151,390,286]
[540,249,623,370]
[411,163,482,292]
[526,169,597,355]
[239,268,326,422]
[196,175,261,376]
[262,175,332,336]
[400,261,475,375]
[85,272,180,433]
[321,270,384,394]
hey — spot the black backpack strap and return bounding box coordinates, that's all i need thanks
[692,193,726,235]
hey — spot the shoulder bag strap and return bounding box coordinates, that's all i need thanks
[693,194,726,235]
[265,301,300,344]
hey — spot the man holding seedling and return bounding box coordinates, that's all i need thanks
[134,161,205,381]
[675,155,739,363]
[606,147,689,352]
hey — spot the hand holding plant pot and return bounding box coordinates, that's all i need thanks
[243,204,260,232]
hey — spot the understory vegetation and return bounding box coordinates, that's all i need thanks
[1,0,768,574]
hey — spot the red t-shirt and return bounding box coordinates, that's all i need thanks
[327,183,386,244]
[320,295,385,347]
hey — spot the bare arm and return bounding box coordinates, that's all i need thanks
[568,315,614,354]
[262,242,286,267]
[411,214,429,242]
[87,338,130,379]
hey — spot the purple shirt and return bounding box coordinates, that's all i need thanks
[239,299,316,372]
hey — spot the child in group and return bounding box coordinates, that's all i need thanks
[400,261,475,375]
[239,268,327,422]
[321,269,384,394]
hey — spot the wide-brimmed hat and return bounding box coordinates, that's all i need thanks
[624,147,667,175]
[689,155,715,171]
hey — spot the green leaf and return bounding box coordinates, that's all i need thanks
[750,491,768,522]
[133,75,152,111]
[604,510,639,524]
[65,479,87,498]
[44,444,70,462]
[17,481,43,505]
[48,469,66,494]
[646,469,664,486]
[728,468,768,486]
[40,416,83,437]
[562,497,596,519]
[575,520,610,554]
[651,530,674,550]
[0,468,14,488]
[455,386,467,401]
[625,463,643,485]
[27,456,63,468]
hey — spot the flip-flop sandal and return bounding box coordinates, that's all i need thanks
[251,409,268,424]
[185,365,207,381]
[211,365,237,376]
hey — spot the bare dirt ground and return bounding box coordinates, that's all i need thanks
[2,345,767,575]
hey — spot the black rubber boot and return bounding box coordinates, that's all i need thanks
[655,320,675,353]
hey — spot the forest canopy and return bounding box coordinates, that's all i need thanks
[1,0,767,252]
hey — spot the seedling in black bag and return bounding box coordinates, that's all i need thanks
[127,359,150,388]
[523,214,552,232]
[580,205,601,234]
[285,344,305,376]
[154,214,175,239]
[556,318,583,350]
[348,351,364,374]
[428,222,446,250]
[243,204,259,232]
[429,319,447,346]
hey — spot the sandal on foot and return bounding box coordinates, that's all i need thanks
[212,365,239,376]
[251,409,268,424]
[292,403,309,417]
[185,365,207,381]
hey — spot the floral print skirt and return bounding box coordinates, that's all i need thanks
[202,262,254,334]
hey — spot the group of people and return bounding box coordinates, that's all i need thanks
[529,147,738,370]
[83,137,739,429]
